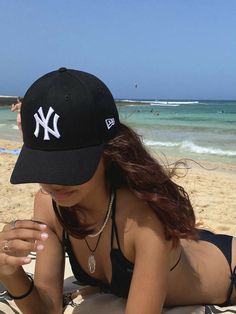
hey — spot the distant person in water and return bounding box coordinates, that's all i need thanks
[10,97,22,112]
[10,97,23,134]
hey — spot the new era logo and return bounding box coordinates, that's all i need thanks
[34,106,61,140]
[105,118,115,130]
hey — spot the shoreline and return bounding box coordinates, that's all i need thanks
[0,139,236,235]
[1,98,236,108]
[1,139,235,172]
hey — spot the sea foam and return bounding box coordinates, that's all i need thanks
[144,140,178,147]
[144,139,236,157]
[151,101,198,106]
[181,141,236,156]
[11,124,18,130]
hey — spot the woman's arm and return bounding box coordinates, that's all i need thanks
[125,209,172,314]
[31,189,65,313]
[0,190,65,314]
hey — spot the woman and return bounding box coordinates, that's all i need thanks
[0,67,235,314]
[10,96,23,134]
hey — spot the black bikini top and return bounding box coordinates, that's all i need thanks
[53,191,181,298]
[52,191,133,297]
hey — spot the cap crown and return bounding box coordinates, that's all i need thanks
[21,68,119,150]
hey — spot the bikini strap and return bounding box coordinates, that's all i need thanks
[221,236,235,306]
[223,265,236,306]
[110,191,122,250]
[62,229,68,241]
[224,236,235,305]
[52,199,68,244]
[170,250,182,271]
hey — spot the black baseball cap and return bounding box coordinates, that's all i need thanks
[10,67,120,185]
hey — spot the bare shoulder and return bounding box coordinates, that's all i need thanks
[116,188,172,255]
[34,189,52,207]
[118,189,173,313]
[33,189,60,233]
[34,189,53,216]
[117,187,166,236]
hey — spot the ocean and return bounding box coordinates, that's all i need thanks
[116,100,236,165]
[0,100,236,165]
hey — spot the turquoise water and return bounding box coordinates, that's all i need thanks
[0,107,21,141]
[1,100,236,164]
[117,100,236,164]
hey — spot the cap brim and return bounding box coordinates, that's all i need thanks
[10,144,104,186]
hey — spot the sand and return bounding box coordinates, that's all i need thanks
[0,139,236,235]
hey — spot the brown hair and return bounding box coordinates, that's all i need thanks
[103,123,197,244]
[54,123,197,243]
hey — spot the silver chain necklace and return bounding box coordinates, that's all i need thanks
[87,191,114,238]
[84,191,114,273]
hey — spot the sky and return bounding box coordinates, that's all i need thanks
[0,0,235,100]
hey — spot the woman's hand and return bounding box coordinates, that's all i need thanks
[0,219,48,277]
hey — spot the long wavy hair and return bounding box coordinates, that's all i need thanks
[54,123,197,244]
[103,123,197,244]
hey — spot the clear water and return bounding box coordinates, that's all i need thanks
[117,100,236,165]
[1,100,236,164]
[0,107,21,142]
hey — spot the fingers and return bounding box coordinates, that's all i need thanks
[16,219,47,230]
[0,219,49,259]
[0,253,32,267]
[2,219,48,242]
[0,220,49,276]
[3,228,48,242]
[3,219,47,232]
[3,239,45,256]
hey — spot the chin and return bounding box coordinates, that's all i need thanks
[54,198,78,208]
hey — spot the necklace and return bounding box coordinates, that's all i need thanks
[84,191,114,273]
[84,233,102,273]
[87,191,114,238]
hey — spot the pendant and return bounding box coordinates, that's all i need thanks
[88,254,96,273]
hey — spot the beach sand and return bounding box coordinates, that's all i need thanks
[0,139,236,235]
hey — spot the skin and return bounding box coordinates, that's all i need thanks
[10,99,22,133]
[10,101,21,113]
[0,158,236,314]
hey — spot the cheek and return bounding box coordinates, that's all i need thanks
[77,181,96,196]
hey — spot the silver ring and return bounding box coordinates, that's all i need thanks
[2,240,10,253]
[10,219,17,230]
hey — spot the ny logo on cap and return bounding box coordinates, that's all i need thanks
[105,118,115,130]
[34,107,61,140]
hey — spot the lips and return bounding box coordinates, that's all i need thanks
[48,190,75,201]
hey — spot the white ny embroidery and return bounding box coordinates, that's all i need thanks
[34,107,60,140]
[105,118,115,130]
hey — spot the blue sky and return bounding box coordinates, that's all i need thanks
[0,0,235,100]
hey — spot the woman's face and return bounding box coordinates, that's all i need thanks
[40,158,106,207]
